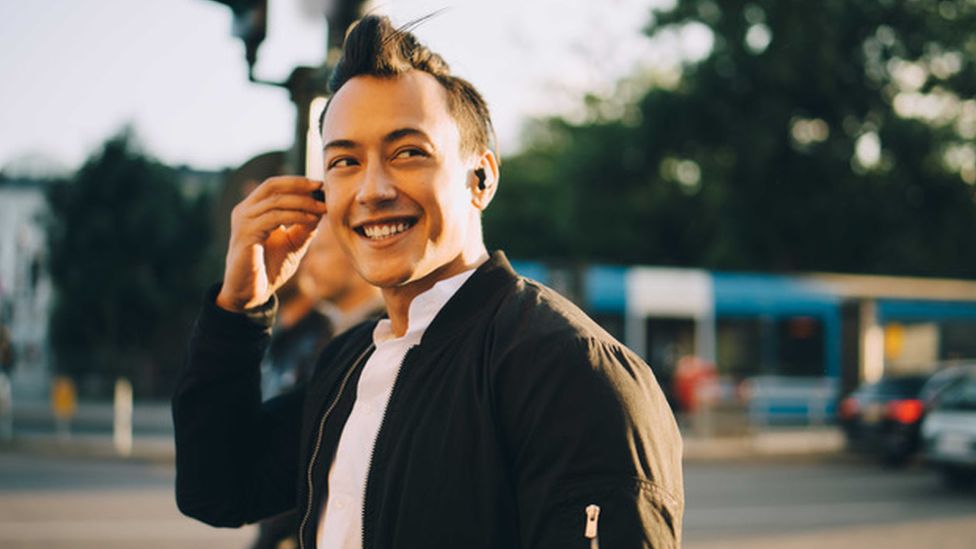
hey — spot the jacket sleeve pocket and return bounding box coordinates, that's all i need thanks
[540,477,681,549]
[495,335,684,548]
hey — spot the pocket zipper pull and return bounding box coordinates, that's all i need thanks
[584,504,601,548]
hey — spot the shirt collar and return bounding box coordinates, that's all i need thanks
[372,266,481,345]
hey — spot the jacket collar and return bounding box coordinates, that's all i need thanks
[418,250,519,347]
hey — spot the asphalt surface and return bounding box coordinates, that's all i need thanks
[1,450,975,548]
[0,452,255,549]
[684,455,976,548]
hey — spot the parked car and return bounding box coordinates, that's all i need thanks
[918,362,976,405]
[921,368,976,488]
[839,363,976,466]
[838,375,929,465]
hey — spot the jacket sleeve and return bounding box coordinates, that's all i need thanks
[172,286,303,527]
[496,334,684,548]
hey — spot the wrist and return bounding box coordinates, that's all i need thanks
[215,288,248,313]
[200,284,277,335]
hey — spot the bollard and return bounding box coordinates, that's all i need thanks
[114,378,133,456]
[51,376,77,440]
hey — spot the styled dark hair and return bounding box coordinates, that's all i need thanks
[319,15,496,157]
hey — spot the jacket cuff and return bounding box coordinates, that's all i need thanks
[197,284,277,339]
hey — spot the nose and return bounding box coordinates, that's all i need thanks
[355,160,397,206]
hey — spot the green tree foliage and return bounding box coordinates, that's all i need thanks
[487,0,976,277]
[45,131,215,397]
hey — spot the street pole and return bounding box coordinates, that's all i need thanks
[207,0,373,174]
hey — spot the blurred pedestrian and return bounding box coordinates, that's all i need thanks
[0,324,13,441]
[673,355,718,414]
[174,14,683,548]
[0,324,12,376]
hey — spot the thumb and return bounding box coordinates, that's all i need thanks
[264,221,320,291]
[283,221,319,253]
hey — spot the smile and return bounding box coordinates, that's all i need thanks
[354,218,418,241]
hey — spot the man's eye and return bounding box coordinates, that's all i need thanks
[327,157,357,169]
[393,147,428,160]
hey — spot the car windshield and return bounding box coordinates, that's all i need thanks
[934,376,976,411]
[920,365,976,402]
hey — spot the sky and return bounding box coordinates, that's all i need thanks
[0,0,708,175]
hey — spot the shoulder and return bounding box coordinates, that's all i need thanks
[482,277,659,398]
[489,275,630,359]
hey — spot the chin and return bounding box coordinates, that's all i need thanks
[356,260,416,289]
[369,259,452,291]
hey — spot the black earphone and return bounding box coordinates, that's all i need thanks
[475,168,487,191]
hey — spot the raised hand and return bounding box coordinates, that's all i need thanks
[216,176,328,312]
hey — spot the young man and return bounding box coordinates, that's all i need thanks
[173,15,684,549]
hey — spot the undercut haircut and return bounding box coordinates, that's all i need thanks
[319,14,496,157]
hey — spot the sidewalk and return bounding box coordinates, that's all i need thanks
[2,398,174,461]
[1,399,844,462]
[682,427,844,461]
[9,398,173,434]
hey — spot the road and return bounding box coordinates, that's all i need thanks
[1,450,975,548]
[0,452,255,549]
[684,456,976,548]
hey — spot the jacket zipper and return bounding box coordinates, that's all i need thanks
[584,504,601,549]
[298,344,374,549]
[361,345,416,549]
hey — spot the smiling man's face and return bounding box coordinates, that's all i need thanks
[320,70,488,291]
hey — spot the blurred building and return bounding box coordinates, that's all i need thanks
[0,168,222,400]
[510,260,976,427]
[0,177,53,398]
[173,165,225,200]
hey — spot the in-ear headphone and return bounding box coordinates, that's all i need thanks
[475,168,487,191]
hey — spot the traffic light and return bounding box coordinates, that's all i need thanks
[206,0,268,75]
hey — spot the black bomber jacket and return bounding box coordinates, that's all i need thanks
[173,252,684,548]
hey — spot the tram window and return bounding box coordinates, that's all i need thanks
[644,318,696,376]
[942,321,976,360]
[717,318,762,377]
[777,316,825,376]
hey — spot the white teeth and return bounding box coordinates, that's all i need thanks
[362,221,411,240]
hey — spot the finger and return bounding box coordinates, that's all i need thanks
[249,176,323,201]
[243,193,328,219]
[243,209,322,238]
[281,222,318,253]
[264,222,321,264]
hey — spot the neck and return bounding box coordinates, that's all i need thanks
[332,282,382,315]
[382,247,488,337]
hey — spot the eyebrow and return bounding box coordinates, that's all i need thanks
[384,127,430,144]
[322,127,432,153]
[322,138,357,153]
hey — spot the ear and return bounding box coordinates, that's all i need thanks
[469,149,499,211]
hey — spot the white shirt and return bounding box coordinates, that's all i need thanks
[316,267,479,549]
